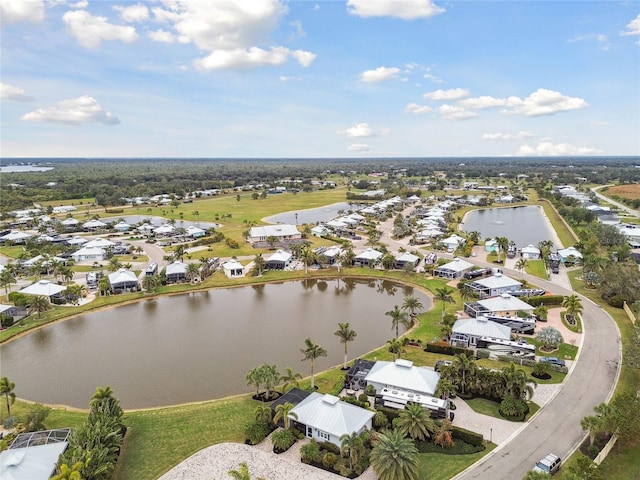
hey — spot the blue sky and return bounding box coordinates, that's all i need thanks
[1,0,639,158]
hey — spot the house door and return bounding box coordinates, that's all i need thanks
[306,426,313,438]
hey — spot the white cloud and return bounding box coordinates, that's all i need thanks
[423,73,444,84]
[516,142,601,156]
[346,0,445,19]
[279,76,301,82]
[21,95,120,125]
[289,20,306,41]
[438,105,477,120]
[360,66,401,83]
[504,88,588,116]
[348,143,371,153]
[460,89,588,116]
[482,131,534,141]
[340,123,374,138]
[620,14,640,36]
[0,0,44,23]
[404,103,433,115]
[148,29,176,44]
[63,10,138,48]
[424,88,469,101]
[195,46,314,71]
[70,1,89,8]
[0,83,34,102]
[149,0,315,71]
[113,4,149,23]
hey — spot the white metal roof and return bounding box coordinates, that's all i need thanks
[470,274,521,289]
[165,261,188,275]
[19,280,66,297]
[557,246,583,259]
[84,237,115,248]
[249,224,300,238]
[521,244,540,254]
[437,258,473,273]
[0,443,67,480]
[1,231,32,241]
[82,219,107,228]
[290,393,374,438]
[266,250,292,262]
[452,316,511,340]
[365,360,440,396]
[476,294,534,312]
[355,248,383,261]
[108,269,138,285]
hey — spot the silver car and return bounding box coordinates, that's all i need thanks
[533,453,562,475]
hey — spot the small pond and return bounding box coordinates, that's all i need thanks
[264,202,363,225]
[461,205,559,248]
[0,165,54,173]
[0,278,430,409]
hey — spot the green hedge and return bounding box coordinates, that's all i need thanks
[416,438,485,455]
[425,343,474,357]
[526,295,564,306]
[452,425,484,446]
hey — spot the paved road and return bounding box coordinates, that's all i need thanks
[453,261,621,480]
[591,185,640,219]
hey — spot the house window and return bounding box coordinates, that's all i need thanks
[316,430,330,441]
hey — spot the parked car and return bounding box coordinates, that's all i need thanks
[434,360,452,372]
[533,453,562,475]
[540,357,566,368]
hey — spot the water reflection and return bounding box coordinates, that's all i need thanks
[1,278,431,409]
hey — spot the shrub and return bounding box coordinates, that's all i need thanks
[526,295,564,306]
[425,343,473,357]
[0,315,14,328]
[606,295,625,308]
[300,440,321,464]
[7,292,29,307]
[21,403,50,432]
[358,393,369,403]
[365,385,376,396]
[417,439,485,455]
[225,238,239,249]
[244,419,270,445]
[322,452,338,468]
[476,349,490,359]
[451,426,484,446]
[271,429,296,452]
[373,410,388,429]
[319,441,341,455]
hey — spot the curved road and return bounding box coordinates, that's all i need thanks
[591,185,640,219]
[376,208,621,479]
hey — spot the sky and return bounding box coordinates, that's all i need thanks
[1,0,639,159]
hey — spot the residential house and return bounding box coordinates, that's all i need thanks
[84,237,115,249]
[60,218,80,229]
[222,260,244,278]
[186,225,206,238]
[0,429,70,480]
[108,269,140,293]
[557,246,583,264]
[464,293,535,318]
[465,273,522,299]
[154,224,176,237]
[248,224,301,243]
[310,225,330,237]
[394,252,420,270]
[82,219,108,231]
[441,234,466,252]
[354,248,383,267]
[434,257,473,279]
[318,246,342,265]
[520,244,541,260]
[112,221,131,232]
[484,239,499,253]
[265,250,293,270]
[289,393,374,448]
[19,280,67,302]
[0,231,33,244]
[364,359,440,397]
[450,316,511,349]
[165,261,188,283]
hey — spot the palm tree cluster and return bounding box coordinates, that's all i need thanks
[246,364,291,401]
[57,386,125,480]
[439,354,536,417]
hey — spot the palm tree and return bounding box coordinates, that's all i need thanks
[246,367,263,397]
[500,362,537,400]
[279,367,302,393]
[434,287,455,323]
[334,322,357,370]
[0,377,16,420]
[581,415,601,447]
[562,294,583,321]
[0,268,16,296]
[340,431,365,472]
[186,262,200,283]
[340,244,356,268]
[253,253,265,276]
[300,338,327,390]
[227,461,265,480]
[142,274,159,293]
[452,353,477,395]
[515,258,528,278]
[173,245,186,262]
[300,246,316,274]
[273,402,297,430]
[29,295,51,317]
[107,256,122,272]
[385,305,411,338]
[90,385,115,406]
[402,295,424,323]
[370,429,420,480]
[254,405,272,425]
[495,236,509,264]
[386,338,406,360]
[395,403,436,441]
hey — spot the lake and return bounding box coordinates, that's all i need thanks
[0,165,54,173]
[264,202,363,225]
[0,278,430,409]
[461,205,559,248]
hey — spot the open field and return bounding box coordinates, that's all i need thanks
[604,183,640,201]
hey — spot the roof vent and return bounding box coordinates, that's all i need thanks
[395,359,413,368]
[322,394,340,405]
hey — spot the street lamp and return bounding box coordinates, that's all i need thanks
[490,428,493,444]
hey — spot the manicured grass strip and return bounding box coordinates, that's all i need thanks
[417,444,496,480]
[524,259,547,280]
[113,397,257,480]
[538,198,579,247]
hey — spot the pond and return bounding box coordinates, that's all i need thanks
[0,165,54,173]
[461,205,559,248]
[263,202,364,225]
[0,278,430,409]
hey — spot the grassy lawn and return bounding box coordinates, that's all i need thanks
[417,444,496,480]
[465,397,540,422]
[536,197,580,247]
[524,259,548,279]
[560,310,582,334]
[0,245,27,259]
[525,337,579,360]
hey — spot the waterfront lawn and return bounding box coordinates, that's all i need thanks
[524,259,547,280]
